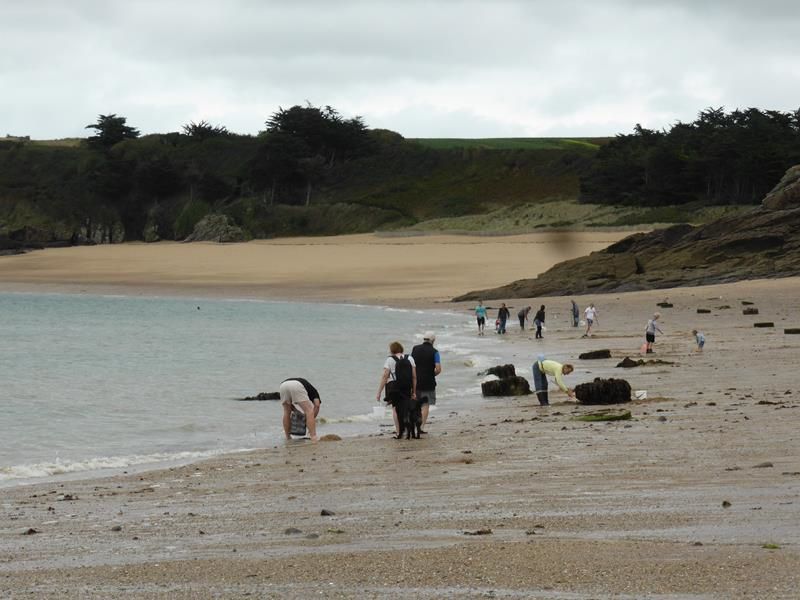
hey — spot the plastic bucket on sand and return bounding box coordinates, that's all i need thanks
[634,390,647,400]
[372,406,386,418]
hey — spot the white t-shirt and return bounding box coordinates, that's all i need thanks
[584,306,597,321]
[383,353,416,380]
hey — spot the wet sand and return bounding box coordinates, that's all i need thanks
[2,276,799,598]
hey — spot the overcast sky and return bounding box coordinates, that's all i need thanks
[3,0,799,140]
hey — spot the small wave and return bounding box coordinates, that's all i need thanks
[0,448,248,483]
[319,408,389,424]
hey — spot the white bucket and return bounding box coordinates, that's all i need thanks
[372,406,386,418]
[634,390,647,400]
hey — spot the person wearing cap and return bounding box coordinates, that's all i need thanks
[411,331,442,433]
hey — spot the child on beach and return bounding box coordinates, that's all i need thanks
[645,313,663,353]
[692,329,705,352]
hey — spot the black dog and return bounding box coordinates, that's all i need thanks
[387,393,422,439]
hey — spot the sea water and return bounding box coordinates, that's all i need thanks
[0,292,511,486]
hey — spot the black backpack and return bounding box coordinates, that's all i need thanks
[389,355,413,395]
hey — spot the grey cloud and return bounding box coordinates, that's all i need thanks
[1,0,799,138]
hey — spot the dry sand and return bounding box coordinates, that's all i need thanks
[0,231,629,305]
[1,237,799,598]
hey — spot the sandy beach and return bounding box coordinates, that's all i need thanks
[2,236,800,598]
[0,231,630,305]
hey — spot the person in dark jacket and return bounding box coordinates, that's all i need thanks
[534,305,546,339]
[411,331,442,433]
[497,303,510,334]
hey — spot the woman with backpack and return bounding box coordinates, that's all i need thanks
[376,341,417,438]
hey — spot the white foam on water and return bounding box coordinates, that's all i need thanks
[0,448,250,483]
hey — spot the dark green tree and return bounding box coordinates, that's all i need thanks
[182,120,229,141]
[85,114,140,149]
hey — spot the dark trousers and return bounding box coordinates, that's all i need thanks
[531,363,549,406]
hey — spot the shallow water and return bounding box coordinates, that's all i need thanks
[0,292,510,485]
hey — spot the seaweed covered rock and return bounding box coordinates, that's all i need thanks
[486,364,516,379]
[239,392,281,401]
[616,356,641,368]
[481,376,531,397]
[579,349,612,360]
[575,378,632,405]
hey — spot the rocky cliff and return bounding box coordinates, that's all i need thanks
[454,165,800,301]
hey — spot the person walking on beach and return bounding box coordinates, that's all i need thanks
[475,301,487,336]
[411,331,441,433]
[645,313,663,353]
[376,341,417,438]
[531,358,575,406]
[534,305,546,339]
[582,303,598,337]
[280,377,321,442]
[518,306,532,331]
[497,302,510,334]
[692,329,705,352]
[571,300,580,328]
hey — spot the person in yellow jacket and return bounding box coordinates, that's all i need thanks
[531,359,575,406]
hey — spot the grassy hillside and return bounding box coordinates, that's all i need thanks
[0,129,751,244]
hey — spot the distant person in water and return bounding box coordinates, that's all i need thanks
[534,305,546,339]
[645,313,663,353]
[518,306,532,331]
[497,302,510,334]
[531,359,575,406]
[692,329,705,352]
[571,300,579,327]
[475,301,487,336]
[280,378,321,442]
[582,303,598,337]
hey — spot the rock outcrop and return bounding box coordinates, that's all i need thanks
[184,214,246,243]
[762,165,800,210]
[239,392,281,401]
[454,165,800,300]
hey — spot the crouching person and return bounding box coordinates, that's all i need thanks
[280,378,321,441]
[531,359,575,406]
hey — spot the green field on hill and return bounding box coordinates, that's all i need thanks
[410,137,608,151]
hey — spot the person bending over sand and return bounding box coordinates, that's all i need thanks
[531,359,575,406]
[280,378,321,442]
[692,329,705,352]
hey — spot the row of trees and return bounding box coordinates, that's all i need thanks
[77,105,371,238]
[580,107,800,205]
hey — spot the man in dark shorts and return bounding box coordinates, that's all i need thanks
[411,331,442,433]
